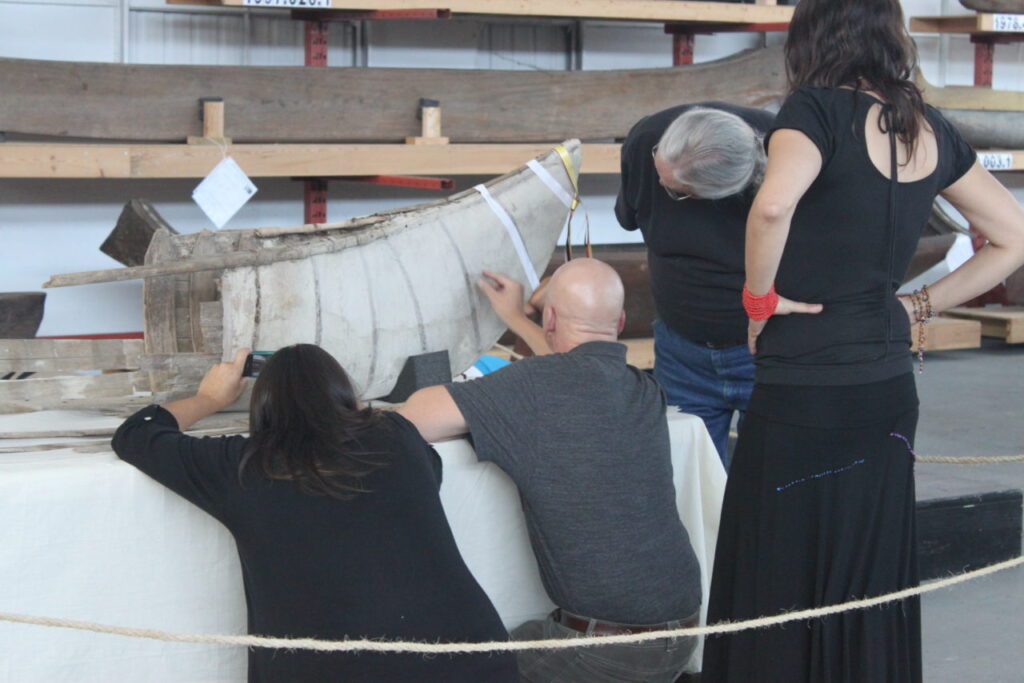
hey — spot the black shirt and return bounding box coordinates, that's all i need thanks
[755,87,977,385]
[615,102,775,344]
[112,406,518,682]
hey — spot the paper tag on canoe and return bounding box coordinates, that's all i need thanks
[192,157,258,229]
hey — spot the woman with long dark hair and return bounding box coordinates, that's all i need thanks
[113,344,518,682]
[702,0,1024,680]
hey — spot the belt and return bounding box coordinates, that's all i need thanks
[701,339,746,350]
[554,608,698,636]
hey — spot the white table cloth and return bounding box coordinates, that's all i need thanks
[0,409,724,682]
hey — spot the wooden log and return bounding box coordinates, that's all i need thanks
[939,110,1024,149]
[958,0,1024,11]
[179,0,794,23]
[0,292,45,339]
[0,48,786,143]
[143,229,184,393]
[0,339,143,373]
[100,199,179,267]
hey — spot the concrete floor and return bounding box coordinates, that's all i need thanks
[903,339,1023,683]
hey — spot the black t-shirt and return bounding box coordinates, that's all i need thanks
[112,406,517,683]
[755,87,977,385]
[615,102,775,343]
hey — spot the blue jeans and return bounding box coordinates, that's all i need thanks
[653,318,755,469]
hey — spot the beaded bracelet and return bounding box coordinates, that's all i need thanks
[742,283,779,321]
[908,284,934,373]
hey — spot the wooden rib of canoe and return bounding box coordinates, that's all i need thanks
[0,142,580,413]
[2,47,1022,148]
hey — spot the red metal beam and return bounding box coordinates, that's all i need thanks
[670,30,695,66]
[972,36,995,88]
[293,8,451,21]
[342,175,454,191]
[665,21,788,34]
[304,178,329,224]
[37,332,145,340]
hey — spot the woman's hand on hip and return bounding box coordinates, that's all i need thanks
[747,296,823,354]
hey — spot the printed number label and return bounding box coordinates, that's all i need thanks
[991,14,1024,32]
[242,0,331,6]
[978,153,1014,171]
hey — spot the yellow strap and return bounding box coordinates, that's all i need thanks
[554,144,580,211]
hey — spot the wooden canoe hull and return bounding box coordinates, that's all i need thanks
[0,293,45,339]
[958,0,1024,11]
[0,49,786,143]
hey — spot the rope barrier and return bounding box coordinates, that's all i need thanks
[915,454,1024,464]
[2,555,1021,654]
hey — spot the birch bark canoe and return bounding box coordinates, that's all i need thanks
[22,141,580,409]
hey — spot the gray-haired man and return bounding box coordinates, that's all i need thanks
[616,103,774,468]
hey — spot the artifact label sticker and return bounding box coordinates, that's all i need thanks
[978,153,1014,171]
[243,0,331,6]
[192,157,258,229]
[991,14,1024,33]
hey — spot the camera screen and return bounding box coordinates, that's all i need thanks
[243,352,273,378]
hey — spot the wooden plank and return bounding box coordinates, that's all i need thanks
[179,0,794,23]
[0,371,150,413]
[0,143,620,179]
[0,339,143,373]
[624,338,656,370]
[0,47,786,143]
[918,73,1024,112]
[912,12,1024,33]
[943,306,1024,343]
[911,317,981,352]
[0,293,46,339]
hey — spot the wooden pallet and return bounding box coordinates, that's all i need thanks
[942,306,1024,343]
[913,316,983,352]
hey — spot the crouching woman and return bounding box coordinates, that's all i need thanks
[113,344,517,682]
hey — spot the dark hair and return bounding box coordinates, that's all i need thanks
[785,0,926,153]
[239,344,387,499]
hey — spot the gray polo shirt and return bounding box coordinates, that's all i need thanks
[446,341,701,624]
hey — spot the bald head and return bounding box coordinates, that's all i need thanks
[542,258,625,351]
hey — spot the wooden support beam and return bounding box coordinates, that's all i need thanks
[171,0,794,24]
[0,339,144,373]
[0,143,621,179]
[911,317,982,352]
[943,306,1024,343]
[911,13,1024,35]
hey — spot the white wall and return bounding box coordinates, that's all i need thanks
[0,0,1021,334]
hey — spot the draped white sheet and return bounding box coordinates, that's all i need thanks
[0,409,724,681]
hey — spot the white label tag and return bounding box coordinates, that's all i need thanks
[991,14,1024,32]
[242,0,331,6]
[192,157,258,229]
[978,153,1014,171]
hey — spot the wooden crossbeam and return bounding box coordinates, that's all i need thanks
[0,339,144,373]
[943,306,1024,343]
[0,143,620,179]
[168,0,794,24]
[911,13,1024,35]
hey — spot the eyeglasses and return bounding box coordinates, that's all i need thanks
[651,145,691,202]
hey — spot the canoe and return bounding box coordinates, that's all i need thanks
[0,141,580,412]
[0,293,45,340]
[958,0,1024,12]
[3,48,1022,149]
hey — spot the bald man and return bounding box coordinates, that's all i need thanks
[400,259,702,683]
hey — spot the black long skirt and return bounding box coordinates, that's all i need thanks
[702,373,922,683]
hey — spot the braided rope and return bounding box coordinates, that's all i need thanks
[915,454,1024,464]
[2,555,1021,654]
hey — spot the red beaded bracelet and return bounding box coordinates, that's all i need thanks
[742,283,779,321]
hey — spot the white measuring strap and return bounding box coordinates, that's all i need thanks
[473,184,540,289]
[526,159,575,210]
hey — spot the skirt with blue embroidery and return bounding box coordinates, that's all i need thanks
[702,373,921,683]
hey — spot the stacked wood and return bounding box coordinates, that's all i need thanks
[0,293,45,339]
